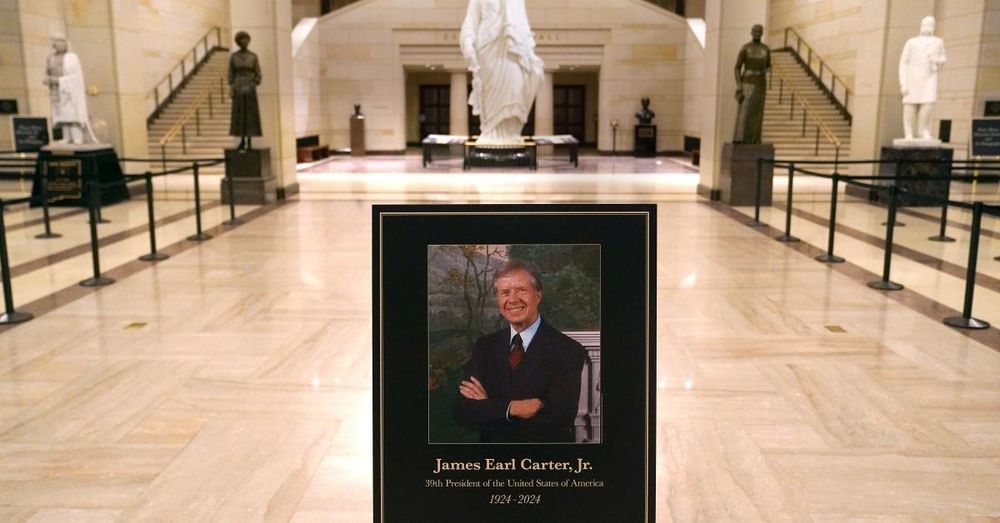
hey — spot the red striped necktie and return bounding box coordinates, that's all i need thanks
[509,333,525,370]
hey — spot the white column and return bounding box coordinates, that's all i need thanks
[231,0,298,196]
[64,0,148,159]
[849,0,935,173]
[449,71,468,136]
[534,72,554,136]
[698,0,768,195]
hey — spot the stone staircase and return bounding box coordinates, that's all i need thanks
[764,49,851,170]
[147,50,233,177]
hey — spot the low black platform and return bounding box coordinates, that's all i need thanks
[31,145,129,207]
[463,140,537,170]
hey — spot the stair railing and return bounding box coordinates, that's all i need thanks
[769,68,843,168]
[157,75,228,170]
[782,27,852,121]
[147,26,228,124]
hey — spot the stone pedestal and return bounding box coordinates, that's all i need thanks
[718,142,774,206]
[846,146,953,206]
[634,125,656,157]
[222,148,276,205]
[350,116,365,157]
[32,145,129,207]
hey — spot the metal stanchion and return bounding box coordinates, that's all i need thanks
[80,182,115,287]
[928,200,955,242]
[224,174,244,226]
[944,202,990,329]
[187,162,212,241]
[88,181,110,224]
[776,163,799,242]
[139,172,169,262]
[749,158,765,227]
[816,172,845,263]
[868,185,903,291]
[0,200,34,324]
[35,173,62,239]
[882,159,905,226]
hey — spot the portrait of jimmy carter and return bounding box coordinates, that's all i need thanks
[453,259,587,443]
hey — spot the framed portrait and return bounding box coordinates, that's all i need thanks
[374,204,655,522]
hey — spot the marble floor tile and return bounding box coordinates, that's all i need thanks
[0,158,996,519]
[120,418,335,521]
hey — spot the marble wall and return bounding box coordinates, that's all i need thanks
[139,0,231,94]
[303,0,690,153]
[0,2,27,150]
[682,22,704,141]
[293,17,323,143]
[0,0,65,150]
[766,0,862,90]
[934,0,993,159]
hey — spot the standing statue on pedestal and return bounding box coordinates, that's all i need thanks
[733,24,771,144]
[44,34,96,145]
[228,31,262,150]
[460,0,544,144]
[898,16,946,143]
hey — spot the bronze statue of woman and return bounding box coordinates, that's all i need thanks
[228,31,262,150]
[733,24,771,144]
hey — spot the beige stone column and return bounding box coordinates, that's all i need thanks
[697,0,768,197]
[849,0,935,172]
[231,0,298,197]
[64,0,148,159]
[534,72,554,136]
[449,71,468,136]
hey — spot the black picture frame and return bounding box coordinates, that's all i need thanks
[373,204,656,522]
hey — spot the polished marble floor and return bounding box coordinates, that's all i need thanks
[0,153,998,521]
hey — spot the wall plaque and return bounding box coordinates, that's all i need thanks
[971,119,1000,157]
[11,116,50,152]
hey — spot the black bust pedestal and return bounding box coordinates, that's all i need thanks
[846,146,953,206]
[633,125,656,157]
[719,142,774,206]
[31,145,129,207]
[222,147,276,205]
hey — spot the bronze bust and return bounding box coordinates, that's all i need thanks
[635,97,655,125]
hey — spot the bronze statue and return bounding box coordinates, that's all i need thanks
[635,97,655,125]
[733,24,771,144]
[228,31,262,150]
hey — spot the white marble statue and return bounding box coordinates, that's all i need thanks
[44,34,96,145]
[460,0,544,144]
[897,16,946,144]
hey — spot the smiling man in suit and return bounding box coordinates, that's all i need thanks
[453,259,586,443]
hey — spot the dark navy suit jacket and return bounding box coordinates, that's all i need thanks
[453,321,586,443]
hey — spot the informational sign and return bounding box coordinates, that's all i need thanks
[43,159,83,202]
[971,119,1000,157]
[11,116,50,152]
[985,100,1000,117]
[0,99,18,115]
[374,205,656,523]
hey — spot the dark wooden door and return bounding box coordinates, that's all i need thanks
[419,85,450,138]
[554,85,585,141]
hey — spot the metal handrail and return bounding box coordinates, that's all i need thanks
[147,26,226,121]
[769,68,842,160]
[157,75,227,167]
[783,27,852,116]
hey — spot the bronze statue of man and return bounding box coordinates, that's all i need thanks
[228,31,262,150]
[733,24,771,144]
